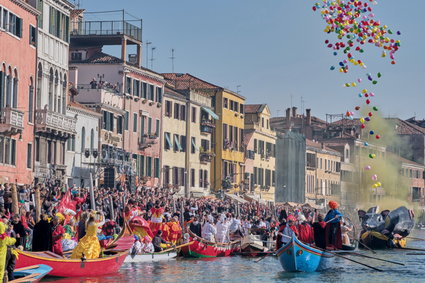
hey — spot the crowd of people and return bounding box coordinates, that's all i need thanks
[0,181,352,281]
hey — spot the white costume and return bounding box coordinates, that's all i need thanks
[202,222,217,242]
[281,226,296,245]
[216,220,230,243]
[229,218,242,234]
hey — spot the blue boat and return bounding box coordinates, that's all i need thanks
[276,234,334,272]
[11,264,52,283]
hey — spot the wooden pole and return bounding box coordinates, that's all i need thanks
[89,173,96,210]
[11,183,19,215]
[35,185,41,222]
[109,195,115,221]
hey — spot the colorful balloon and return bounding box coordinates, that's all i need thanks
[372,174,378,181]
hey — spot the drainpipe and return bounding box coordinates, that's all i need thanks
[184,94,190,198]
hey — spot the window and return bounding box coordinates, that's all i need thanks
[155,119,160,136]
[5,11,22,38]
[230,100,234,111]
[164,166,170,185]
[174,103,179,119]
[180,105,186,121]
[29,25,37,46]
[1,138,17,166]
[165,101,172,117]
[262,117,265,127]
[223,98,228,108]
[203,170,208,188]
[133,113,137,132]
[191,169,195,187]
[191,137,196,154]
[126,77,132,94]
[234,101,239,112]
[36,0,43,28]
[164,132,172,150]
[240,104,244,114]
[35,137,40,161]
[148,117,152,134]
[48,7,69,42]
[154,158,160,178]
[81,127,86,152]
[191,107,196,123]
[180,135,186,152]
[27,144,32,169]
[223,123,228,148]
[201,139,210,151]
[140,115,146,136]
[117,116,123,134]
[265,170,271,186]
[133,79,140,97]
[156,87,162,103]
[28,85,34,123]
[173,167,179,185]
[124,111,129,130]
[173,134,180,152]
[199,169,203,188]
[90,129,95,151]
[142,82,147,99]
[149,84,155,101]
[146,157,152,177]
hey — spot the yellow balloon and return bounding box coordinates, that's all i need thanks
[360,118,365,124]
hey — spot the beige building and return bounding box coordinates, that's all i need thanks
[243,104,276,202]
[305,139,342,208]
[161,86,216,196]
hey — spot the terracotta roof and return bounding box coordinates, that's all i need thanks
[77,52,123,64]
[331,118,425,135]
[306,139,341,155]
[68,101,99,115]
[164,86,186,100]
[244,104,264,114]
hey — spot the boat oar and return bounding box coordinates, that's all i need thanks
[347,252,404,266]
[406,236,425,241]
[255,252,275,263]
[353,239,377,254]
[396,247,425,252]
[161,241,194,253]
[317,249,383,272]
[9,273,40,283]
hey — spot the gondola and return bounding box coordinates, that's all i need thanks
[15,250,128,277]
[359,231,407,250]
[124,251,177,263]
[10,264,52,283]
[180,231,240,258]
[276,234,334,272]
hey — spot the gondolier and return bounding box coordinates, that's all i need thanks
[324,201,343,250]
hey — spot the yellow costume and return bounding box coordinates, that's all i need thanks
[0,223,16,280]
[71,222,101,259]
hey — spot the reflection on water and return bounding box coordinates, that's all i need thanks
[45,231,425,283]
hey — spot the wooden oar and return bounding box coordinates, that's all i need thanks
[13,265,39,272]
[353,239,377,254]
[161,241,194,253]
[316,248,383,272]
[406,253,425,255]
[255,253,275,263]
[396,247,425,252]
[9,273,40,283]
[406,236,425,241]
[347,251,404,266]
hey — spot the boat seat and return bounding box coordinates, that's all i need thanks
[34,251,64,259]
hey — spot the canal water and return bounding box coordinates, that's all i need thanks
[45,230,425,283]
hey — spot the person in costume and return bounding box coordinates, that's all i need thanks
[0,222,16,282]
[71,215,101,260]
[201,215,217,242]
[279,215,299,246]
[161,215,171,242]
[168,214,182,245]
[150,201,165,235]
[189,216,202,237]
[312,214,327,249]
[129,216,154,241]
[216,215,230,243]
[52,215,66,256]
[297,214,314,244]
[324,201,343,250]
[32,214,53,251]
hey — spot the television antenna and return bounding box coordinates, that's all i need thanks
[169,49,176,73]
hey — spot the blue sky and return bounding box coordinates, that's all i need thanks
[78,0,425,120]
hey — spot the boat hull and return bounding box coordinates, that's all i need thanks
[12,264,52,283]
[15,250,128,277]
[360,231,407,250]
[277,236,333,272]
[124,251,177,263]
[180,240,239,258]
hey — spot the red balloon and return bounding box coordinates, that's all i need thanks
[376,135,381,139]
[366,99,371,104]
[361,124,366,129]
[368,112,373,117]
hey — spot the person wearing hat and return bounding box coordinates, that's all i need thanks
[312,213,327,249]
[297,214,314,244]
[201,215,217,242]
[324,201,343,249]
[278,215,299,246]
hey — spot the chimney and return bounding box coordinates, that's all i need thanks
[285,108,291,128]
[306,109,311,125]
[292,107,297,117]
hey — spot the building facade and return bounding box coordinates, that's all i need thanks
[243,104,276,202]
[0,0,39,185]
[31,0,76,184]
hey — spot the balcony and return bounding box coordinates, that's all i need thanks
[35,109,77,136]
[245,150,255,160]
[200,120,215,134]
[200,152,214,163]
[0,107,24,135]
[138,135,158,150]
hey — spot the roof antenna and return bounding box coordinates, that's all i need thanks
[145,41,152,68]
[236,85,241,94]
[169,49,175,73]
[150,47,156,69]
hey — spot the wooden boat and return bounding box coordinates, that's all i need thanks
[238,235,270,257]
[124,251,177,263]
[359,231,407,250]
[180,231,240,258]
[15,250,128,277]
[276,234,333,272]
[10,264,52,283]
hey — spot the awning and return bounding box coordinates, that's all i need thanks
[174,135,183,151]
[201,106,219,120]
[225,193,248,204]
[165,133,173,148]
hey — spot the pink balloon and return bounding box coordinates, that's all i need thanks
[364,166,372,170]
[372,174,378,181]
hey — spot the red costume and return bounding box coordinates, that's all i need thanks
[161,223,171,242]
[168,221,182,244]
[52,225,65,256]
[276,224,299,250]
[298,223,314,244]
[149,207,164,235]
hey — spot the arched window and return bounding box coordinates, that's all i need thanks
[62,74,67,114]
[6,67,12,107]
[0,64,6,109]
[48,69,53,110]
[36,63,42,109]
[12,69,18,108]
[81,127,86,153]
[29,77,34,123]
[90,129,94,151]
[54,70,59,112]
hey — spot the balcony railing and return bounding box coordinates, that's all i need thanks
[200,120,215,134]
[71,20,143,42]
[138,136,157,150]
[35,109,77,135]
[200,152,214,163]
[0,107,24,134]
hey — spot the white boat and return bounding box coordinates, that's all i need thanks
[124,251,178,263]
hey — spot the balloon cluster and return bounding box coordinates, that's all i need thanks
[313,0,402,192]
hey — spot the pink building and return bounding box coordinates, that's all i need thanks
[0,0,38,185]
[69,10,164,188]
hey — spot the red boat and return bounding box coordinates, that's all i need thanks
[15,250,128,277]
[180,232,241,258]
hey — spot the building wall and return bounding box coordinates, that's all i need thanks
[212,90,245,191]
[0,1,38,184]
[401,163,425,207]
[65,105,100,187]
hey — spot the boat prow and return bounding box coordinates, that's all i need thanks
[10,264,52,283]
[276,235,333,272]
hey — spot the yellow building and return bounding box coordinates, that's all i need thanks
[162,73,245,192]
[305,139,342,207]
[243,104,276,202]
